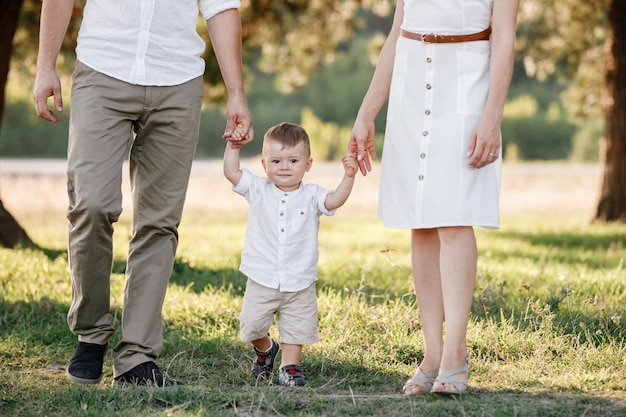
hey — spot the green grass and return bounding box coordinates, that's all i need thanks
[1,211,625,416]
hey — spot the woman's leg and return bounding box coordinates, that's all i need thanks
[432,226,477,392]
[410,228,444,372]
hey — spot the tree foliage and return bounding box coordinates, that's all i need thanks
[4,0,626,228]
[517,0,609,120]
[1,0,393,246]
[518,0,626,221]
[11,0,391,99]
[237,0,391,91]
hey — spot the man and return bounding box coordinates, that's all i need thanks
[33,0,252,387]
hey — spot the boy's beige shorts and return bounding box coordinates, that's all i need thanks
[239,279,319,345]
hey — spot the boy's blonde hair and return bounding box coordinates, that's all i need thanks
[262,122,311,157]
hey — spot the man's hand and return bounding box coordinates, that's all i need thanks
[222,96,253,148]
[33,70,63,123]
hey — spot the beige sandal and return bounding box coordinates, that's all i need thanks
[431,356,470,395]
[402,368,438,395]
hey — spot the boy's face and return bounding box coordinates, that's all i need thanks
[261,139,312,192]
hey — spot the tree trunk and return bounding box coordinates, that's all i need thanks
[0,0,35,248]
[0,199,36,248]
[0,0,25,120]
[596,0,626,222]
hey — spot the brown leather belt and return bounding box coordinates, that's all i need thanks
[401,27,491,43]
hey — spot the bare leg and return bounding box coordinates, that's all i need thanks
[250,335,281,381]
[280,343,302,367]
[404,228,444,394]
[432,226,476,392]
[251,336,271,352]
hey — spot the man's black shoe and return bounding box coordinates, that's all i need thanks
[66,342,107,384]
[113,361,182,387]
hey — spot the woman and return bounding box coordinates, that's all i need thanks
[349,0,519,394]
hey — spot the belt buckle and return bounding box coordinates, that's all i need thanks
[421,33,436,44]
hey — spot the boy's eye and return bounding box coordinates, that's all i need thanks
[290,159,298,163]
[271,159,280,164]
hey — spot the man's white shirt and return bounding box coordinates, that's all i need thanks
[76,0,241,86]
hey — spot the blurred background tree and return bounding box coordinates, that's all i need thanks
[0,0,390,247]
[0,0,35,248]
[517,0,626,221]
[2,0,626,247]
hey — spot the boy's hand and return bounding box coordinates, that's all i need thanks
[227,123,253,149]
[341,153,359,178]
[223,96,252,142]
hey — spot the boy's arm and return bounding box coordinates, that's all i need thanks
[324,175,355,211]
[324,154,358,211]
[223,142,243,186]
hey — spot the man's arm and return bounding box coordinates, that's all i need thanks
[206,9,253,143]
[33,0,75,123]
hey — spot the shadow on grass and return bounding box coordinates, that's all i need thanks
[1,297,625,415]
[505,230,626,251]
[0,297,125,351]
[169,260,247,295]
[484,229,625,270]
[2,340,625,417]
[3,224,625,415]
[35,243,248,296]
[38,245,130,276]
[41,246,67,262]
[0,297,70,345]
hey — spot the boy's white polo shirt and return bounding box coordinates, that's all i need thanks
[233,168,335,292]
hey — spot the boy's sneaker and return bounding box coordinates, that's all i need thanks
[252,338,279,380]
[278,364,306,387]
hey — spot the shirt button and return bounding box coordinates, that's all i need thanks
[426,57,432,63]
[418,175,424,180]
[420,153,426,158]
[280,213,284,216]
[281,200,285,203]
[425,109,431,115]
[281,229,285,232]
[423,131,429,137]
[426,84,432,89]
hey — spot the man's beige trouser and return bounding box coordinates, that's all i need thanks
[66,61,204,377]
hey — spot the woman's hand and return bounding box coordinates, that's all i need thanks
[348,119,377,176]
[467,115,501,169]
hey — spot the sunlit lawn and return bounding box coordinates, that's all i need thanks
[1,161,625,416]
